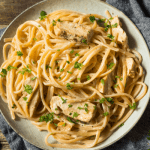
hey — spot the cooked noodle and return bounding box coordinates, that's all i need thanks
[0,10,148,148]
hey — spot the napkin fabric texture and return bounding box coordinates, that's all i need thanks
[0,0,150,150]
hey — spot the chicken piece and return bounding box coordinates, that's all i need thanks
[50,96,96,122]
[126,57,136,78]
[110,16,128,47]
[18,77,40,117]
[99,72,114,95]
[56,21,94,43]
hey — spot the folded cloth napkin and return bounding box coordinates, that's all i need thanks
[0,0,150,150]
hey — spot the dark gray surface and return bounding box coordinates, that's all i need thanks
[0,0,150,149]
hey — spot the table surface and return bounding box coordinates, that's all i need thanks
[0,0,107,149]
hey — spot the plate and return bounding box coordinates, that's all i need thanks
[0,0,150,150]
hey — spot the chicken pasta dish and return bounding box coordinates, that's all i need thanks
[0,10,148,148]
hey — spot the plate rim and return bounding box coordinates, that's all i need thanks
[0,0,150,150]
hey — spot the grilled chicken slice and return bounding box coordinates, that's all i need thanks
[99,73,113,95]
[126,57,136,78]
[55,21,94,43]
[110,16,128,47]
[50,96,96,122]
[18,77,40,117]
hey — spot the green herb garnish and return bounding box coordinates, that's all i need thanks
[86,75,91,81]
[103,112,109,116]
[31,77,37,81]
[17,51,23,56]
[70,50,74,54]
[24,85,33,94]
[66,61,70,64]
[107,62,115,69]
[39,112,54,123]
[118,123,124,127]
[75,53,79,56]
[99,98,105,103]
[7,65,17,71]
[74,62,83,70]
[68,104,73,108]
[0,68,7,77]
[39,11,47,20]
[101,79,105,85]
[73,112,79,118]
[129,103,136,110]
[66,83,73,90]
[52,20,56,26]
[23,97,27,101]
[107,34,114,39]
[89,16,95,23]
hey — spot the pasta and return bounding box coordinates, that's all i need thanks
[0,9,148,148]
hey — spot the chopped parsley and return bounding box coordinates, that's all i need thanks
[74,62,83,70]
[57,49,60,51]
[115,76,120,78]
[57,19,62,22]
[7,65,17,71]
[82,39,87,44]
[52,20,56,26]
[118,123,124,127]
[75,53,79,57]
[33,38,37,41]
[66,61,70,64]
[129,103,136,110]
[89,16,95,23]
[19,65,31,75]
[77,78,80,80]
[58,76,61,79]
[86,75,91,81]
[70,50,74,54]
[39,113,54,123]
[101,79,105,85]
[107,62,115,69]
[17,51,23,56]
[84,103,88,107]
[0,69,7,77]
[114,84,119,88]
[68,104,73,108]
[85,107,88,113]
[120,77,123,81]
[12,104,16,108]
[106,97,114,104]
[103,112,109,116]
[24,85,33,94]
[38,25,41,27]
[99,98,105,103]
[67,117,75,123]
[112,23,118,28]
[54,123,57,127]
[69,113,72,115]
[23,97,27,101]
[107,34,114,39]
[78,107,83,109]
[39,11,47,20]
[62,123,66,127]
[46,65,52,69]
[55,108,58,110]
[97,18,106,23]
[109,17,113,20]
[31,77,37,81]
[73,112,79,118]
[67,71,72,74]
[58,95,67,104]
[60,68,64,72]
[66,83,73,90]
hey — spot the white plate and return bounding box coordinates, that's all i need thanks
[0,0,150,149]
